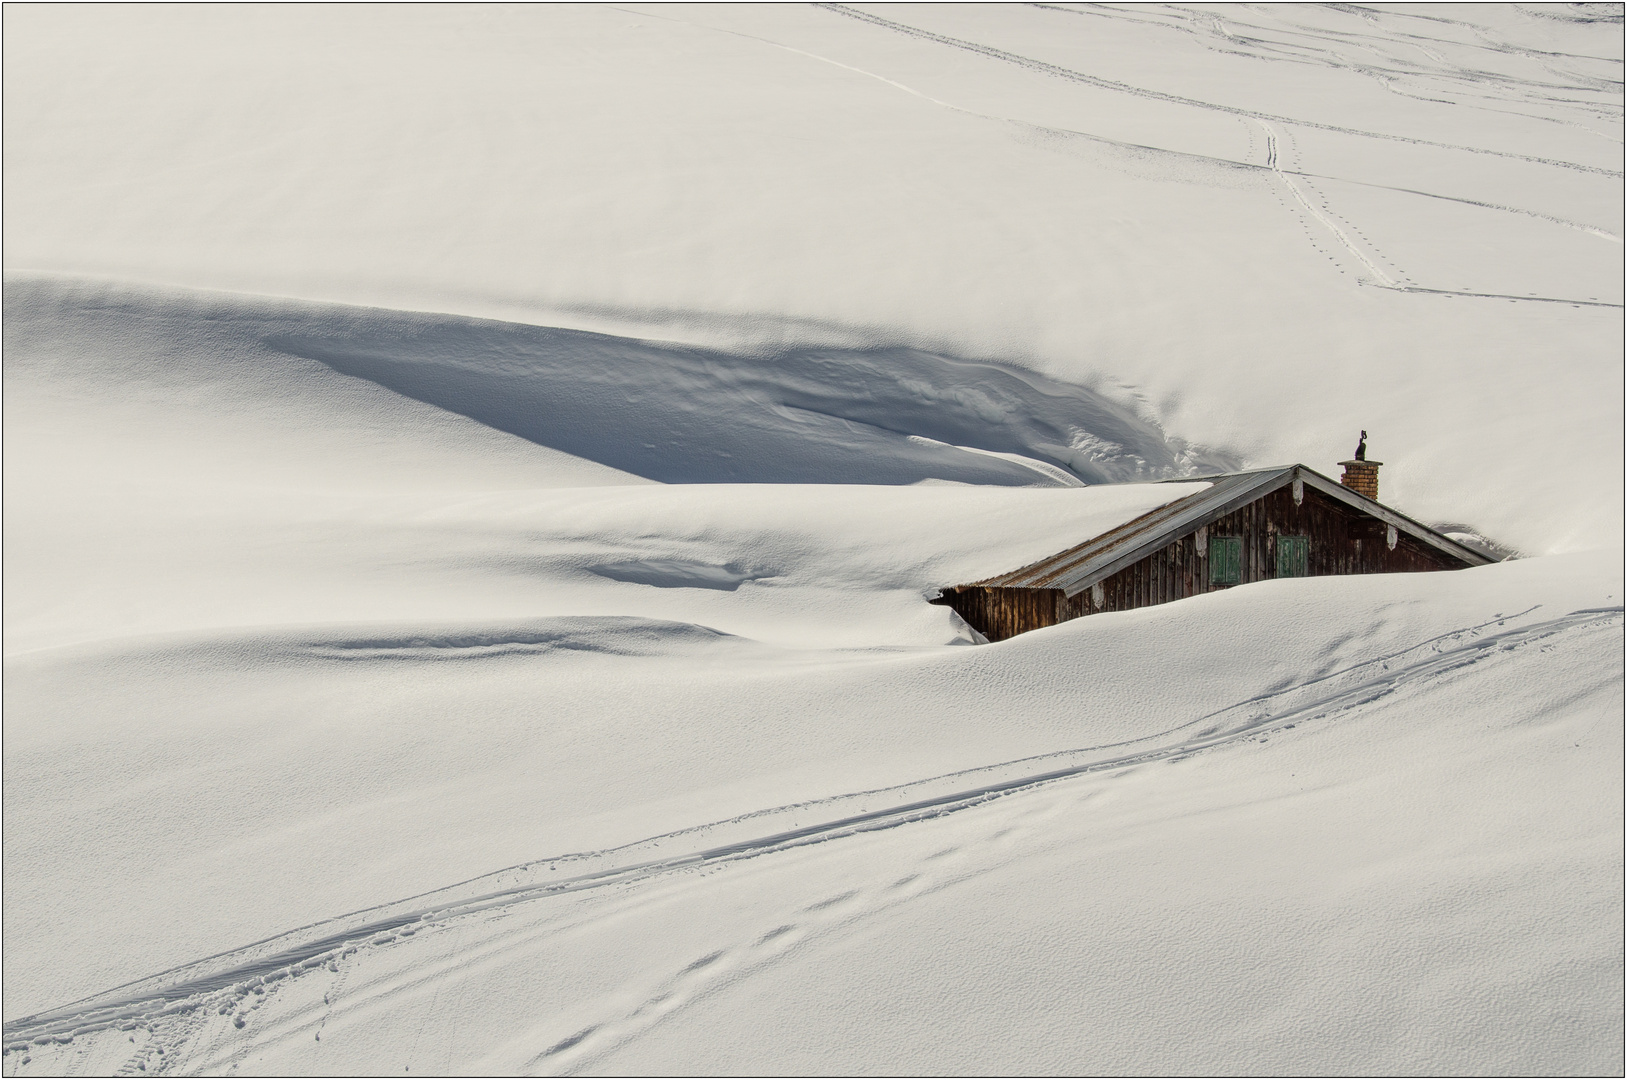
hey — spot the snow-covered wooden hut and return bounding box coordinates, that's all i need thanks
[932,461,1493,642]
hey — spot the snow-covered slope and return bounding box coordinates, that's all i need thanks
[3,3,1621,1076]
[4,275,1231,658]
[5,558,1622,1075]
[4,3,1622,550]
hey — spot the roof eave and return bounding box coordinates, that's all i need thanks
[952,464,1495,598]
[1052,467,1296,595]
[1294,469,1495,567]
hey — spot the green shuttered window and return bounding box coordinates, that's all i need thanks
[1209,536,1242,585]
[1277,535,1309,578]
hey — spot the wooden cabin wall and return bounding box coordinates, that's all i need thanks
[936,485,1475,642]
[934,585,1068,641]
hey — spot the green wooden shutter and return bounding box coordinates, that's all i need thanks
[1209,536,1242,585]
[1276,535,1308,578]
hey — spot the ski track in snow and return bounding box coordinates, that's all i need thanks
[1046,2,1624,133]
[2,7,1620,1074]
[1257,115,1626,305]
[1255,119,1400,289]
[5,604,1618,1065]
[799,2,1622,308]
[633,0,1621,284]
[817,4,1623,177]
[668,2,1621,253]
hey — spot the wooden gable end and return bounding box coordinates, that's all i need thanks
[935,481,1479,642]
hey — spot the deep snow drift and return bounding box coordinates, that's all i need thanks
[5,2,1623,551]
[3,3,1623,1077]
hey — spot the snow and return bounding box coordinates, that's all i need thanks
[5,559,1621,1074]
[4,3,1622,551]
[2,3,1622,1076]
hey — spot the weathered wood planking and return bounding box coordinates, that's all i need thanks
[936,482,1476,642]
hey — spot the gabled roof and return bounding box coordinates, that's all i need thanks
[965,464,1494,598]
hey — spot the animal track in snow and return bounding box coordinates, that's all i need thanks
[7,606,1620,1071]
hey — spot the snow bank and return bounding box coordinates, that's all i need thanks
[4,4,1621,551]
[5,557,1620,1073]
[6,276,1228,655]
[2,5,1621,1076]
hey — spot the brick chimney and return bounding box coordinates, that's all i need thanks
[1339,430,1381,500]
[1339,458,1381,500]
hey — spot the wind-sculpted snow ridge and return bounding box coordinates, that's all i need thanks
[8,617,761,671]
[7,274,1233,490]
[298,617,744,663]
[264,304,1229,488]
[585,560,765,592]
[7,604,1616,1052]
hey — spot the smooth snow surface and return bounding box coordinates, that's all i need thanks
[4,2,1623,552]
[3,3,1623,1077]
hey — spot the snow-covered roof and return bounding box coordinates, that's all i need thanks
[966,465,1495,598]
